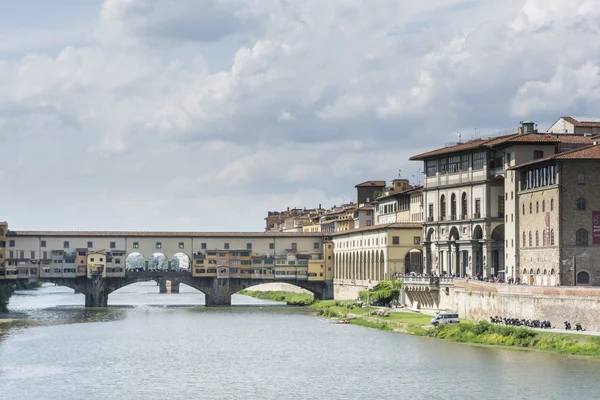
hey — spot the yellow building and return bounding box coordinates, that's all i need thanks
[87,251,107,278]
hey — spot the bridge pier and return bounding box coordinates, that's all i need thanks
[204,278,232,306]
[158,279,168,294]
[313,282,334,301]
[167,281,180,293]
[84,277,108,307]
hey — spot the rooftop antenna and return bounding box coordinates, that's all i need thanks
[458,133,462,143]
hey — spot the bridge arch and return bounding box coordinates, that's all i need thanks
[149,252,168,270]
[126,252,146,271]
[171,252,191,272]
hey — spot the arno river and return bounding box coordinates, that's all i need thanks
[1,284,599,400]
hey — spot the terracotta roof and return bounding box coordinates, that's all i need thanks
[355,180,386,187]
[11,230,324,238]
[560,116,600,128]
[410,133,560,160]
[328,222,421,237]
[509,144,600,170]
[552,134,595,144]
[373,185,423,201]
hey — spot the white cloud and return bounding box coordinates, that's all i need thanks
[4,0,600,231]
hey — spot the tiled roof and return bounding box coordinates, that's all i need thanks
[12,230,324,238]
[410,133,560,160]
[373,185,423,201]
[328,222,421,237]
[355,180,386,187]
[509,144,600,170]
[561,116,600,128]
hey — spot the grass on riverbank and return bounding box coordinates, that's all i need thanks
[428,321,600,357]
[311,300,432,326]
[237,290,314,306]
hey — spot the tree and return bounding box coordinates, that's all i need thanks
[359,278,403,304]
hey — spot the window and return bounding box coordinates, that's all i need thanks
[8,240,14,247]
[551,199,554,211]
[551,230,555,246]
[449,156,460,173]
[528,232,532,247]
[450,194,457,219]
[472,152,485,169]
[577,198,586,211]
[64,241,69,248]
[535,231,539,246]
[475,199,481,217]
[533,150,544,159]
[9,250,13,258]
[43,251,47,259]
[440,158,448,174]
[440,195,446,220]
[542,200,545,212]
[133,242,139,249]
[31,251,35,259]
[498,196,505,217]
[392,236,400,245]
[269,243,275,250]
[426,160,437,177]
[156,242,162,249]
[511,191,513,200]
[366,220,372,226]
[413,237,420,244]
[201,243,207,250]
[511,214,514,222]
[542,230,546,246]
[87,241,93,248]
[460,154,469,171]
[578,170,585,185]
[428,203,434,221]
[506,152,512,164]
[90,258,94,262]
[576,229,589,246]
[522,204,525,215]
[577,271,590,285]
[41,240,46,247]
[291,243,297,250]
[461,192,467,218]
[19,251,24,259]
[224,243,230,250]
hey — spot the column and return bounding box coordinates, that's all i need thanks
[482,242,492,279]
[423,245,430,275]
[447,244,453,276]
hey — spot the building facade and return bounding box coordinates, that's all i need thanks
[513,144,600,286]
[328,223,423,299]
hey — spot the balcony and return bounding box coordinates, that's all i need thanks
[473,213,481,219]
[450,214,456,221]
[427,216,434,222]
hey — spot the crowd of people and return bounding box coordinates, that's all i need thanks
[489,316,552,328]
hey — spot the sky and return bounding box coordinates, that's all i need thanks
[2,0,600,232]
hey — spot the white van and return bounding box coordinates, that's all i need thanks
[430,313,460,326]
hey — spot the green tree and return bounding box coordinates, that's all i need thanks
[359,278,403,304]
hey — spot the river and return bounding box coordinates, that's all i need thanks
[1,283,599,399]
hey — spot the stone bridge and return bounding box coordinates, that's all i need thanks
[9,273,334,307]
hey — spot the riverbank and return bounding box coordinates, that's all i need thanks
[312,300,600,358]
[237,289,314,306]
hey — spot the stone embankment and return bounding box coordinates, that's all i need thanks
[439,280,600,331]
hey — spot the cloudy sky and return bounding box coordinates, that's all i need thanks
[2,0,599,232]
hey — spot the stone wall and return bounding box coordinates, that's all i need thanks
[333,280,367,300]
[440,279,600,331]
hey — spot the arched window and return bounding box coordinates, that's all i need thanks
[543,269,547,275]
[523,268,527,275]
[576,229,589,246]
[529,203,532,214]
[550,269,555,275]
[529,231,532,247]
[536,268,540,275]
[577,198,586,211]
[577,271,590,285]
[440,195,446,220]
[529,268,534,275]
[536,202,539,213]
[535,231,539,246]
[551,199,554,211]
[461,192,468,218]
[450,194,457,219]
[522,232,526,247]
[542,200,546,212]
[542,230,546,246]
[551,230,555,246]
[578,170,585,185]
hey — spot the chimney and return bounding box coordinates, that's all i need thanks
[520,120,536,134]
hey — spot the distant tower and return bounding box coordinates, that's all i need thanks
[398,169,402,178]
